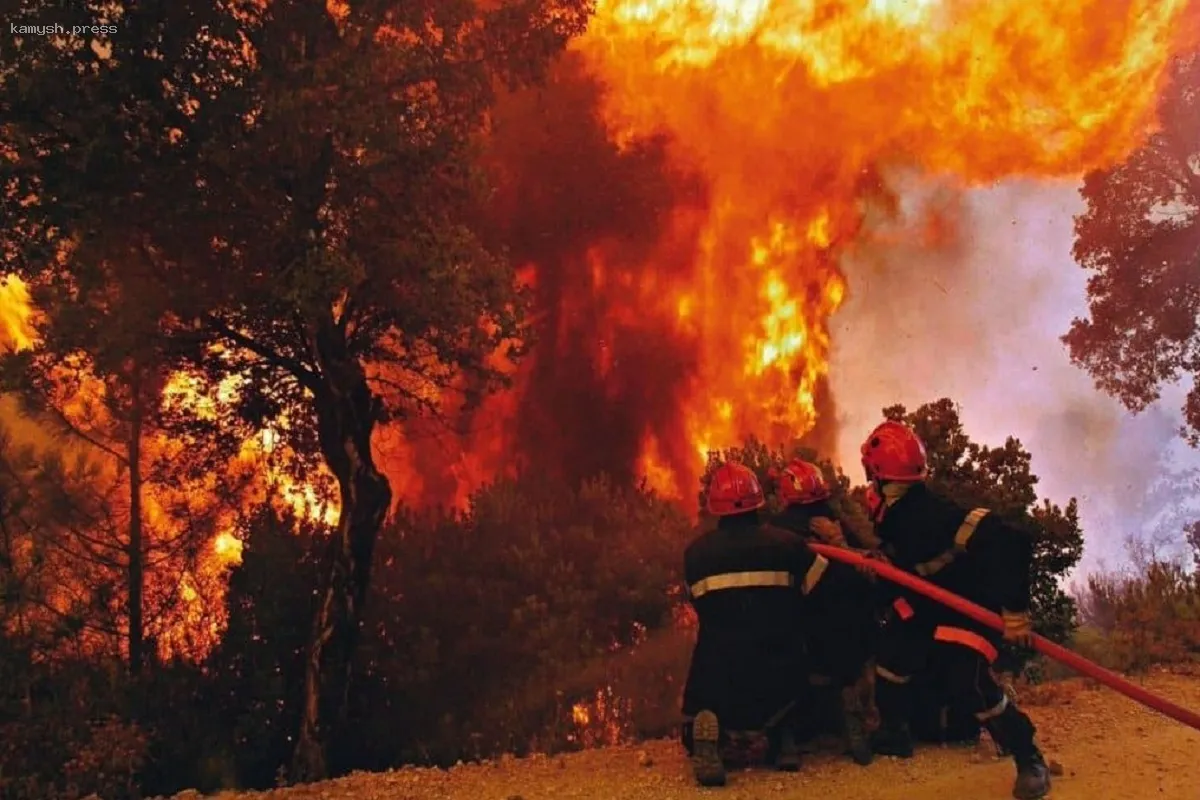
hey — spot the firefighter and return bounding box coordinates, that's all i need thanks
[860,420,1051,800]
[681,461,828,786]
[769,459,875,766]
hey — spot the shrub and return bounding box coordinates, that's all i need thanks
[62,716,148,800]
[563,616,695,748]
[339,473,692,769]
[1076,556,1200,672]
[0,658,147,800]
[191,509,318,792]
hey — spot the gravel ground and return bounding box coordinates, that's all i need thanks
[187,671,1200,800]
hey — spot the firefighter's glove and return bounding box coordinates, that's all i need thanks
[808,517,848,547]
[1001,609,1036,648]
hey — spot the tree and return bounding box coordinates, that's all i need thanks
[205,508,317,789]
[1,0,592,779]
[0,291,229,674]
[699,399,1084,645]
[884,399,1083,646]
[0,404,232,671]
[1065,55,1200,445]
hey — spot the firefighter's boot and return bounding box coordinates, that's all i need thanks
[871,673,915,758]
[690,710,727,787]
[774,727,801,772]
[840,686,873,766]
[984,704,1050,800]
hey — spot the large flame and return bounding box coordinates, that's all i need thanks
[542,0,1198,498]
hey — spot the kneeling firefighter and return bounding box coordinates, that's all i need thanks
[861,420,1051,800]
[769,459,876,766]
[681,462,828,787]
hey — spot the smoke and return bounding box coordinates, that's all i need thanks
[830,176,1196,569]
[388,54,1199,559]
[476,55,709,487]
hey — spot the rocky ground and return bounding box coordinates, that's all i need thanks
[190,670,1200,800]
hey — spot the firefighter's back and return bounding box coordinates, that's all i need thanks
[682,520,810,730]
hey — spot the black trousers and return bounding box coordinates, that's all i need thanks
[873,597,1042,763]
[805,570,876,687]
[874,599,1006,719]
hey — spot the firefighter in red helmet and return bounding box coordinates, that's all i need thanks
[769,459,875,766]
[681,461,826,786]
[860,420,1051,799]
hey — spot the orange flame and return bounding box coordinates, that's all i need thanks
[0,276,34,352]
[573,0,1197,497]
[0,282,336,659]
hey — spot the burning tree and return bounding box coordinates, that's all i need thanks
[1,0,590,780]
[0,282,248,672]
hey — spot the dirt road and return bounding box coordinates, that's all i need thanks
[207,671,1200,800]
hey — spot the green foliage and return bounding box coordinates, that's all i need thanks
[9,475,688,792]
[0,0,593,459]
[0,653,147,800]
[0,415,126,654]
[62,716,148,800]
[196,509,318,790]
[0,411,1191,795]
[1065,55,1200,444]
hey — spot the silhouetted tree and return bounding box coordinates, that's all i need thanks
[1065,54,1200,445]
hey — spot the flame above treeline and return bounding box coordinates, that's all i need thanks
[1,0,1198,654]
[409,0,1199,505]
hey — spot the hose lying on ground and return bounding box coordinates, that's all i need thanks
[806,541,1200,732]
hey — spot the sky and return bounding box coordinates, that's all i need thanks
[828,177,1199,575]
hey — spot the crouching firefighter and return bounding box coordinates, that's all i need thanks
[681,462,826,787]
[861,420,1051,800]
[769,459,876,766]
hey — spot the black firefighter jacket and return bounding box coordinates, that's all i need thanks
[875,483,1034,630]
[681,512,824,731]
[771,500,877,620]
[770,501,877,679]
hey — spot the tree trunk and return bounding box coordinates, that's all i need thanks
[127,367,145,677]
[291,320,392,782]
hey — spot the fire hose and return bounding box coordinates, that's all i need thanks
[806,541,1200,732]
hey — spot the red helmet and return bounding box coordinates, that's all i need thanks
[864,483,884,521]
[777,459,831,505]
[860,420,927,482]
[707,462,766,516]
